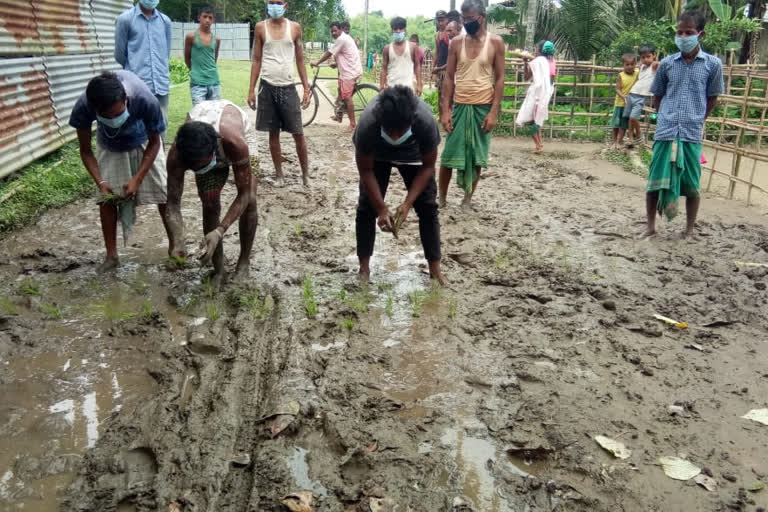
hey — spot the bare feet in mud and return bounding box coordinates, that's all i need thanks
[438,196,447,209]
[209,271,226,291]
[275,174,285,187]
[461,197,473,212]
[96,257,119,274]
[302,174,310,187]
[428,262,448,286]
[359,267,370,284]
[234,261,250,280]
[638,229,656,240]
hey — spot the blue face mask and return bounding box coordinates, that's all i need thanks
[675,33,700,54]
[194,154,217,175]
[381,127,412,146]
[97,109,130,129]
[267,3,285,18]
[393,32,406,43]
[139,0,159,10]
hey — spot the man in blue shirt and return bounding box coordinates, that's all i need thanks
[69,71,171,273]
[115,0,172,138]
[644,10,724,238]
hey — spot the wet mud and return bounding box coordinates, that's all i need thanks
[1,123,767,512]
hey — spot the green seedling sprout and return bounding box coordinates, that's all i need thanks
[302,275,318,319]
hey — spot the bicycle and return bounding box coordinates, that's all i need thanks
[295,66,380,127]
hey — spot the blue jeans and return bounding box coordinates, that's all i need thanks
[190,84,222,105]
[154,94,169,141]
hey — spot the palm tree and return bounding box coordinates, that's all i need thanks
[552,0,621,60]
[524,0,539,49]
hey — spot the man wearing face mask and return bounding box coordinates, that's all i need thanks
[353,86,446,286]
[380,17,422,96]
[643,10,723,239]
[69,71,170,273]
[247,0,311,187]
[165,101,258,288]
[115,0,172,140]
[439,0,506,210]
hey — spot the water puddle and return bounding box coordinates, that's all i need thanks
[286,447,328,497]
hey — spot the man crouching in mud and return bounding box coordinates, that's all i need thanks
[353,86,447,285]
[166,100,258,289]
[70,71,170,273]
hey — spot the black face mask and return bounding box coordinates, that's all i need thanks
[464,19,481,35]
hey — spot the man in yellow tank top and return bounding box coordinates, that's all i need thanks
[438,0,506,210]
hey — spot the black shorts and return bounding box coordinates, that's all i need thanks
[256,80,303,135]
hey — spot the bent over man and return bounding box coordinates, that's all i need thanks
[353,86,446,285]
[166,100,258,289]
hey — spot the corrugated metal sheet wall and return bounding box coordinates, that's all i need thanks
[171,22,250,61]
[0,0,132,178]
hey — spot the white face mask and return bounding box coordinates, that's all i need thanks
[194,154,217,175]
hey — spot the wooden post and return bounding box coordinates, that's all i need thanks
[587,55,595,137]
[512,59,519,137]
[729,72,752,199]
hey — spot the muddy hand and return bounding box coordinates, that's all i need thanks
[198,227,224,266]
[377,209,393,233]
[302,88,311,109]
[99,182,113,196]
[123,177,140,200]
[441,114,453,133]
[482,113,497,134]
[247,90,257,111]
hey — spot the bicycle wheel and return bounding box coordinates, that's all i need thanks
[352,83,380,115]
[294,83,319,127]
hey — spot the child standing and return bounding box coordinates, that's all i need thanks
[185,6,221,105]
[643,10,723,238]
[611,54,638,149]
[624,45,659,147]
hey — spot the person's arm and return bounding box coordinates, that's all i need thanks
[650,60,668,112]
[705,59,725,119]
[76,128,112,196]
[247,23,264,110]
[215,36,221,61]
[483,37,506,133]
[293,22,310,105]
[356,151,393,231]
[523,59,532,81]
[184,32,194,70]
[413,43,423,95]
[165,145,186,259]
[123,133,161,199]
[165,16,172,59]
[218,137,252,233]
[380,46,390,90]
[114,14,128,67]
[396,148,437,223]
[615,73,625,100]
[312,50,334,68]
[440,39,459,131]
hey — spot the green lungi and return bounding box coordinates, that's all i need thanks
[440,104,492,195]
[647,139,702,221]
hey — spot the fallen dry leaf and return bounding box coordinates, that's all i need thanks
[281,491,313,512]
[595,435,631,460]
[659,456,701,481]
[694,473,718,491]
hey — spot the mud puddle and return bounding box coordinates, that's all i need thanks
[1,123,768,511]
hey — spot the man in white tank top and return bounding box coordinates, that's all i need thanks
[380,17,422,96]
[247,0,311,187]
[166,100,259,289]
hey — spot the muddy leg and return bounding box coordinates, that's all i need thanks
[356,162,392,282]
[438,166,452,208]
[293,134,310,186]
[235,186,258,278]
[642,191,658,238]
[202,198,225,289]
[268,131,284,186]
[98,203,119,273]
[683,196,700,237]
[157,204,173,255]
[461,167,481,210]
[345,97,356,131]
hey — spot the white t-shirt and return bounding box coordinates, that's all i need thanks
[630,64,656,97]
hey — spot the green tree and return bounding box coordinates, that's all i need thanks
[349,13,437,54]
[551,0,621,60]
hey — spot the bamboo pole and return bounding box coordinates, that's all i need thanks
[587,55,595,137]
[730,72,752,198]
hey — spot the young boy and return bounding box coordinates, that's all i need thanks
[643,10,723,238]
[612,54,638,149]
[624,45,659,147]
[185,6,221,105]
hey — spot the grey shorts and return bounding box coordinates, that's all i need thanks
[256,80,303,135]
[624,94,648,120]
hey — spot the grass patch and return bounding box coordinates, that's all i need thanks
[302,275,318,319]
[640,147,653,166]
[40,303,63,320]
[408,290,427,318]
[141,299,153,319]
[0,296,17,315]
[448,296,457,320]
[19,279,42,296]
[339,316,356,332]
[237,290,273,320]
[385,291,394,318]
[604,150,635,173]
[206,302,221,322]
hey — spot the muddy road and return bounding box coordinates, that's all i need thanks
[1,118,767,512]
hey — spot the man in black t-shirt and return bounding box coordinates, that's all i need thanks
[353,86,446,285]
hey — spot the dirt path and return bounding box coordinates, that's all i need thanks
[1,124,767,512]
